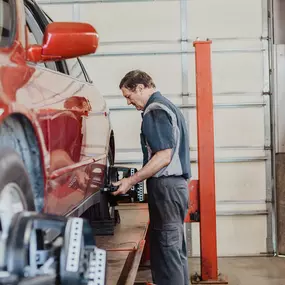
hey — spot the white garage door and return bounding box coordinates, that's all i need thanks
[37,0,273,257]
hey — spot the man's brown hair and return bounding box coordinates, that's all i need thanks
[119,70,156,91]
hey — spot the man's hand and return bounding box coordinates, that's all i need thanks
[112,177,133,196]
[111,149,172,197]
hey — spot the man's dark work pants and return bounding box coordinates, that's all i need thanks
[147,176,189,285]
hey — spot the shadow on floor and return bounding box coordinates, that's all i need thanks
[136,257,285,285]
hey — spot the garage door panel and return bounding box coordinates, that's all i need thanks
[215,162,266,201]
[209,95,264,105]
[190,149,265,162]
[205,39,264,51]
[191,215,267,256]
[96,42,181,54]
[81,55,182,95]
[188,0,263,39]
[211,52,264,94]
[80,2,180,42]
[216,202,267,213]
[110,111,142,149]
[41,4,73,21]
[191,161,266,202]
[214,108,265,146]
[189,108,265,147]
[189,52,264,94]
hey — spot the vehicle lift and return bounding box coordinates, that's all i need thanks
[138,40,228,285]
[0,40,228,285]
[184,40,228,284]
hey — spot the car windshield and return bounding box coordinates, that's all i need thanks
[0,0,13,47]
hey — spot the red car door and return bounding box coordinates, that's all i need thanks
[24,2,110,216]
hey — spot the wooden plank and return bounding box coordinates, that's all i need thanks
[95,203,149,284]
[105,251,130,285]
[125,240,146,285]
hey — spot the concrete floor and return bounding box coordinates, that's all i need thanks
[136,257,285,284]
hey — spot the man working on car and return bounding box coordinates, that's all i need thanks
[112,70,191,285]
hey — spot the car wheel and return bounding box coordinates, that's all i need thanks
[0,148,35,268]
[108,143,114,167]
[104,144,114,187]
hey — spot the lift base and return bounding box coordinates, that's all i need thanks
[191,273,228,284]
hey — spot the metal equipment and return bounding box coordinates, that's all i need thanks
[0,212,107,285]
[104,166,144,203]
[83,166,144,236]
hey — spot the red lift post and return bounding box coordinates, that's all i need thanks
[136,40,228,285]
[185,40,228,284]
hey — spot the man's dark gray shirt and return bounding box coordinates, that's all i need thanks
[140,91,191,179]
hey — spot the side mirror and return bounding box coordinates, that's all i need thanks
[27,22,99,63]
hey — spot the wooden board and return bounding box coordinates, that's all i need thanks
[104,251,130,285]
[96,203,149,285]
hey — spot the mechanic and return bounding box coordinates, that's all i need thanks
[112,70,191,285]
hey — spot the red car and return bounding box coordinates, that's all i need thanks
[0,0,115,256]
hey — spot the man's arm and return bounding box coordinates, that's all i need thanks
[112,107,174,196]
[112,148,172,196]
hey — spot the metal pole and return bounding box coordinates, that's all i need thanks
[194,40,218,281]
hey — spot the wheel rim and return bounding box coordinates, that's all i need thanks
[0,183,27,267]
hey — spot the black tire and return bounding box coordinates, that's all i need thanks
[0,148,35,211]
[108,143,114,167]
[104,145,114,187]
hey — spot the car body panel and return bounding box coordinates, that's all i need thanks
[0,0,112,215]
